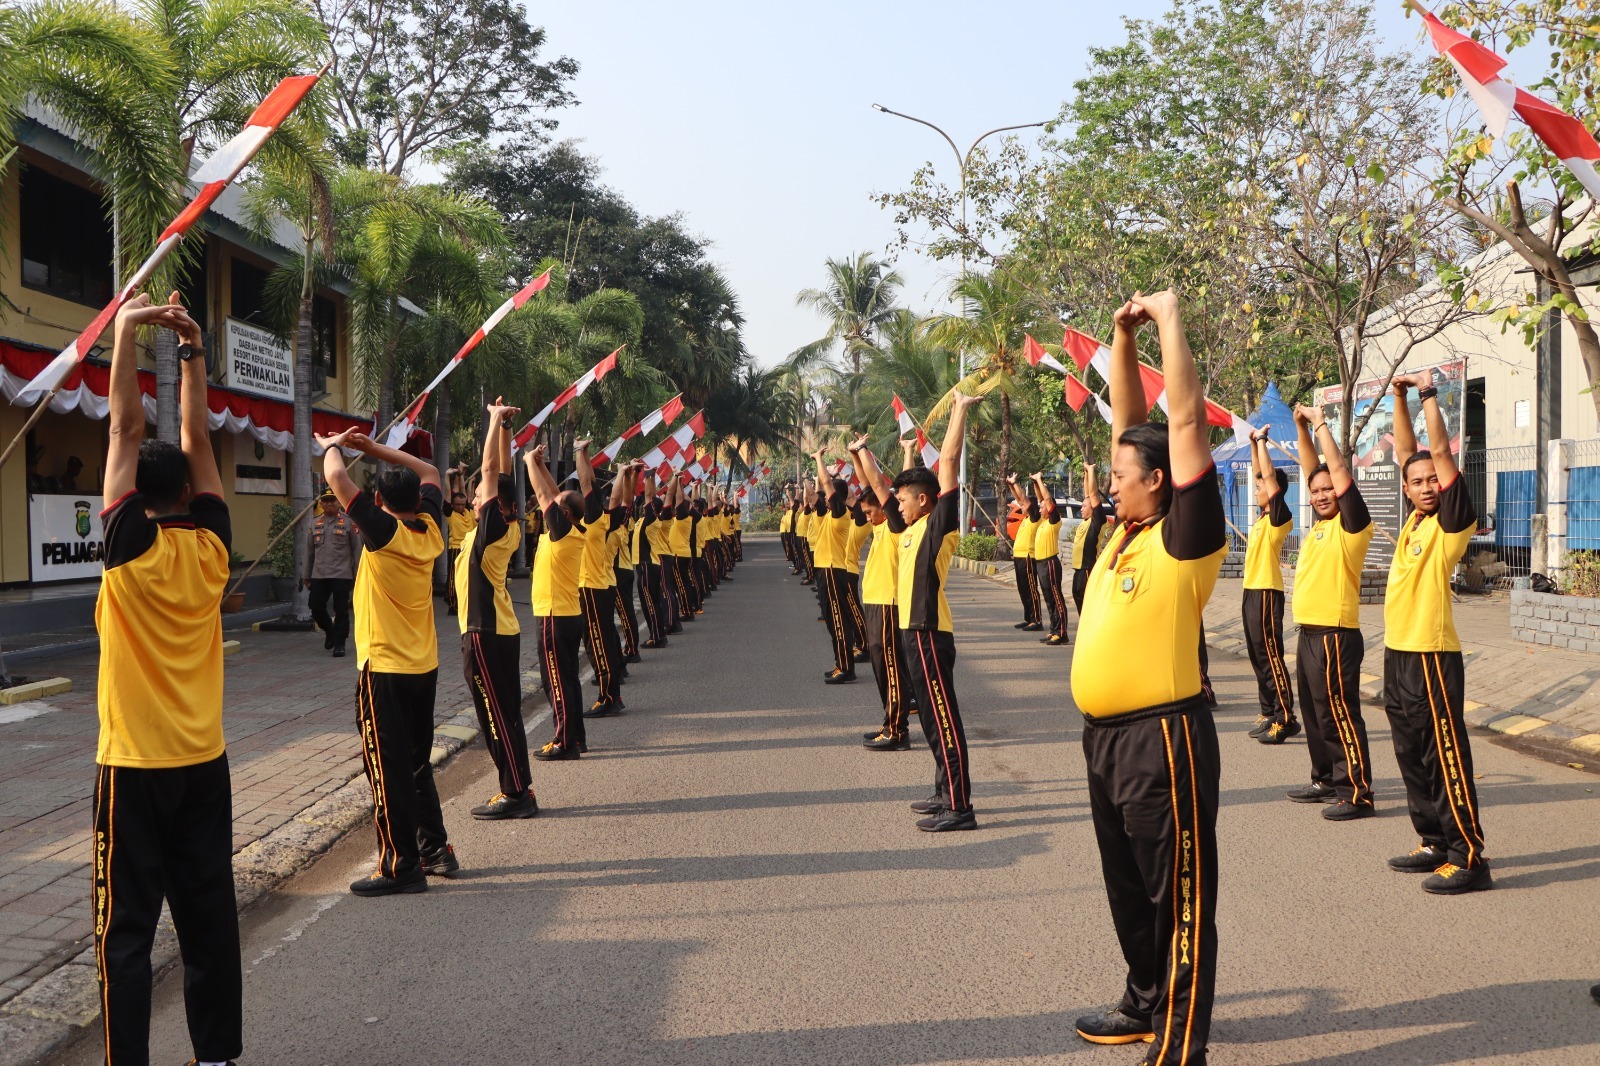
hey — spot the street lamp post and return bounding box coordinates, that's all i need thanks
[871,104,1046,533]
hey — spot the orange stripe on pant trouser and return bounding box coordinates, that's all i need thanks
[93,764,114,1058]
[1323,633,1372,804]
[358,668,400,876]
[824,569,851,671]
[883,609,905,734]
[911,630,970,811]
[470,633,525,795]
[1152,716,1207,1066]
[542,617,574,749]
[581,588,618,701]
[1262,592,1293,719]
[1424,652,1486,866]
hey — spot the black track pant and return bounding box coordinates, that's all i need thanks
[1383,649,1487,869]
[93,755,241,1066]
[865,603,911,737]
[822,567,858,672]
[675,555,702,614]
[799,541,815,581]
[660,557,682,629]
[639,560,667,643]
[536,614,585,751]
[308,577,353,646]
[1072,566,1090,615]
[1242,589,1294,722]
[461,632,532,799]
[580,587,624,705]
[734,531,743,560]
[1036,557,1069,639]
[1296,626,1374,805]
[843,572,867,651]
[445,548,461,609]
[1013,556,1040,625]
[614,568,640,657]
[781,531,793,563]
[1083,697,1219,1066]
[356,667,448,878]
[903,628,972,813]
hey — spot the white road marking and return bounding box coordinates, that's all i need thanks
[0,701,55,725]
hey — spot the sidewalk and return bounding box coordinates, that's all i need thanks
[0,603,505,1055]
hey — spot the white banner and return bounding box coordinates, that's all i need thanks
[223,317,293,402]
[29,494,105,582]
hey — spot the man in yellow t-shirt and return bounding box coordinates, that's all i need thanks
[523,442,589,760]
[574,440,628,716]
[1383,372,1490,894]
[1242,429,1298,745]
[812,452,860,683]
[1286,403,1377,820]
[850,437,915,750]
[455,399,534,821]
[1030,472,1070,646]
[444,489,476,615]
[93,293,241,1064]
[1007,476,1042,631]
[609,467,643,663]
[320,420,452,896]
[1070,462,1115,616]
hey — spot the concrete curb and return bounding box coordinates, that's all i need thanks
[1202,631,1600,764]
[0,707,482,1063]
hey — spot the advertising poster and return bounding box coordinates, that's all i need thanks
[29,494,105,582]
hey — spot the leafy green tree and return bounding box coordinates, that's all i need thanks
[793,252,904,375]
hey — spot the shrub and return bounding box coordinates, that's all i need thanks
[745,506,784,532]
[264,502,297,579]
[956,532,998,561]
[1561,550,1600,598]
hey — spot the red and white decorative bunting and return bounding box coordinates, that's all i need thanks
[1022,333,1070,375]
[1419,3,1600,200]
[384,270,551,448]
[1062,327,1113,384]
[1204,397,1255,447]
[594,393,683,466]
[15,73,322,405]
[511,347,623,450]
[1063,373,1092,413]
[892,393,940,470]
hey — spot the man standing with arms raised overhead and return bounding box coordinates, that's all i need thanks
[1031,472,1070,647]
[1242,428,1298,745]
[849,436,915,751]
[1384,371,1491,893]
[1007,475,1042,632]
[574,439,627,717]
[93,292,241,1066]
[523,442,588,760]
[455,398,535,821]
[1071,291,1227,1065]
[1071,462,1114,617]
[319,419,456,895]
[867,391,984,832]
[1285,402,1377,821]
[812,452,858,684]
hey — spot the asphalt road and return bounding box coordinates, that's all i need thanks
[51,539,1600,1065]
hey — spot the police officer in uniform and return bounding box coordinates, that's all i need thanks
[307,491,362,657]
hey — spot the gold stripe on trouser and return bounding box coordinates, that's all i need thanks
[847,578,865,643]
[1424,652,1485,865]
[1154,716,1203,1065]
[359,669,399,875]
[583,589,613,695]
[882,607,903,734]
[542,618,569,746]
[1323,633,1371,803]
[1263,592,1292,719]
[93,764,114,1059]
[826,570,849,670]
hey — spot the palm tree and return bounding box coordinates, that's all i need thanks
[794,252,903,375]
[705,363,797,477]
[850,309,961,450]
[926,267,1048,485]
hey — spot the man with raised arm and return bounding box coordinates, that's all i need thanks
[1070,462,1114,616]
[611,462,643,663]
[849,436,915,750]
[1285,402,1377,819]
[523,442,588,760]
[318,421,454,895]
[868,392,984,832]
[1007,474,1043,632]
[93,292,242,1066]
[1031,472,1070,646]
[632,466,668,650]
[574,439,627,717]
[1242,427,1298,745]
[454,398,535,821]
[1070,291,1227,1064]
[1384,371,1490,893]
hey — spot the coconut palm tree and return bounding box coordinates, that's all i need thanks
[794,251,903,375]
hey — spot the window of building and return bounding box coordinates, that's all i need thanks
[312,295,338,388]
[19,166,113,307]
[230,258,271,325]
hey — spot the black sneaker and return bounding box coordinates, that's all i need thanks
[643,639,668,649]
[916,808,977,832]
[852,649,870,663]
[1258,719,1299,745]
[332,642,346,658]
[471,792,538,820]
[1248,716,1273,738]
[1388,842,1448,873]
[864,732,911,751]
[535,742,580,761]
[1042,634,1068,646]
[910,795,947,814]
[420,845,460,877]
[323,632,334,650]
[625,653,643,664]
[1013,621,1032,629]
[1021,622,1043,632]
[1286,781,1337,803]
[584,700,623,718]
[1073,1008,1155,1045]
[824,669,857,685]
[1590,983,1600,1005]
[350,868,427,897]
[1422,861,1493,895]
[1322,799,1375,821]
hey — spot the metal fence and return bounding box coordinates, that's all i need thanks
[1555,439,1600,582]
[1459,444,1536,584]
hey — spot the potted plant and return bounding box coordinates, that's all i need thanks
[264,502,297,601]
[222,549,248,613]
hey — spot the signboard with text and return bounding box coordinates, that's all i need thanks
[235,439,286,495]
[1318,360,1466,569]
[223,317,293,402]
[29,494,105,582]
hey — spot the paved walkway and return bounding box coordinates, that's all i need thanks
[0,600,512,1019]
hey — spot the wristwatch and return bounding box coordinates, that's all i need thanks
[177,343,202,362]
[1417,385,1439,401]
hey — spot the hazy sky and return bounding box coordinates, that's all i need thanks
[529,1,1428,368]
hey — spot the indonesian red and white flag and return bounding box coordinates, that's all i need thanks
[1062,327,1113,384]
[891,393,940,469]
[1063,373,1093,413]
[1022,334,1070,375]
[1205,398,1255,447]
[384,270,551,448]
[915,428,940,470]
[15,73,322,404]
[892,394,919,437]
[1093,394,1113,424]
[1420,4,1600,200]
[511,347,623,450]
[1138,363,1169,413]
[594,393,684,466]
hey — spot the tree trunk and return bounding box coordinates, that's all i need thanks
[433,383,453,593]
[155,331,181,442]
[375,332,399,471]
[999,386,1013,486]
[290,289,315,622]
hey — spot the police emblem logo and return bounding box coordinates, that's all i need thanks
[1121,576,1134,593]
[1316,529,1325,540]
[1412,543,1422,556]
